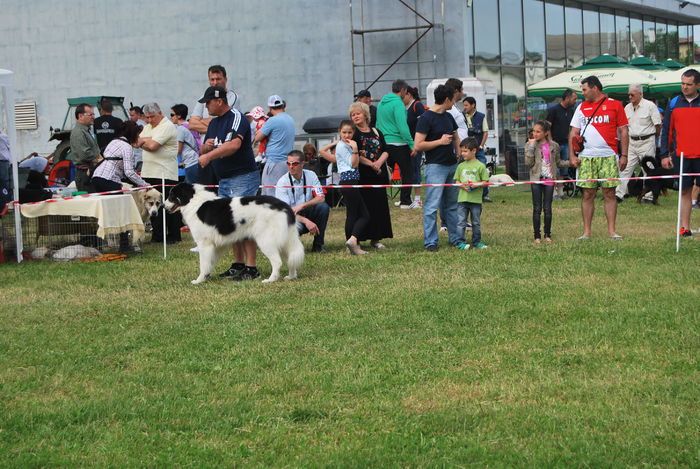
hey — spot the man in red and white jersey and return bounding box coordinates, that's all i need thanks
[569,75,629,240]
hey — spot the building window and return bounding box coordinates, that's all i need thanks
[473,0,500,64]
[667,22,679,60]
[600,8,616,56]
[643,17,656,60]
[524,0,546,67]
[545,0,565,69]
[630,14,643,57]
[565,1,583,68]
[616,12,630,60]
[680,24,693,64]
[656,20,668,60]
[583,6,600,61]
[499,0,524,66]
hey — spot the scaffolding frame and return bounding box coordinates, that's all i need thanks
[349,0,444,96]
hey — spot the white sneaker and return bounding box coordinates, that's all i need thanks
[399,204,412,209]
[439,226,448,232]
[408,201,422,209]
[394,201,401,207]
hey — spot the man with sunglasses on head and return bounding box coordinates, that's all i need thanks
[275,150,329,253]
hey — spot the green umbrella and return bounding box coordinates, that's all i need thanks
[648,66,700,96]
[528,67,657,98]
[629,56,665,70]
[573,54,628,70]
[661,59,685,70]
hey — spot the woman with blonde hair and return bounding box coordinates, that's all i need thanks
[349,101,393,248]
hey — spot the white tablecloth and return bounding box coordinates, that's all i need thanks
[20,194,145,241]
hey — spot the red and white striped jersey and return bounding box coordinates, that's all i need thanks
[570,97,628,158]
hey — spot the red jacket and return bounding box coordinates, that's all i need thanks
[669,107,700,159]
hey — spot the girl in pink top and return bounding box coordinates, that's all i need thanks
[525,120,569,244]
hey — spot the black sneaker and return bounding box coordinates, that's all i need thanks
[219,262,245,278]
[311,245,326,253]
[230,266,261,281]
[425,245,438,252]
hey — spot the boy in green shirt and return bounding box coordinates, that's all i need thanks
[454,137,490,249]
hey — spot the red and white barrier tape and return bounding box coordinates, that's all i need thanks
[12,173,700,207]
[15,185,158,207]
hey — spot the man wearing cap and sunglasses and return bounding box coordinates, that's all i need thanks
[254,95,296,196]
[275,150,329,253]
[199,85,262,281]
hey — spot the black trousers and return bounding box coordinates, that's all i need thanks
[531,183,554,238]
[144,178,182,242]
[75,167,93,193]
[386,145,413,205]
[339,180,370,240]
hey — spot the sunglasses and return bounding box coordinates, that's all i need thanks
[286,161,301,166]
[170,113,176,117]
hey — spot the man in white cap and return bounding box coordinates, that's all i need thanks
[254,95,296,196]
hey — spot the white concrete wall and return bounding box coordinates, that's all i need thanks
[0,0,469,157]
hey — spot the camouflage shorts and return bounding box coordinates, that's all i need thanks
[577,155,620,189]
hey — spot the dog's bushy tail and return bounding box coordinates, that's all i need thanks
[285,226,305,272]
[641,156,659,173]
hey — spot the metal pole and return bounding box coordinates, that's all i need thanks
[162,176,167,259]
[1,76,23,263]
[675,152,684,253]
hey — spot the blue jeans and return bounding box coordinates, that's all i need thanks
[476,149,490,198]
[297,202,330,248]
[423,163,463,247]
[412,151,423,184]
[558,144,569,177]
[218,170,260,198]
[184,164,200,184]
[457,202,482,244]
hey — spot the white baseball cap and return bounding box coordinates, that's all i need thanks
[267,95,285,108]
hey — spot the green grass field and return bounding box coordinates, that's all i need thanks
[2,187,698,467]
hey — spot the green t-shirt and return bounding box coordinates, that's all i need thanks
[454,159,489,204]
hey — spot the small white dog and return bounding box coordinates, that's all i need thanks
[164,183,304,284]
[122,183,162,223]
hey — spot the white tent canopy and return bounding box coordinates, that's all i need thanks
[0,68,24,262]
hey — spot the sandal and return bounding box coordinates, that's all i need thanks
[345,240,367,255]
[609,234,623,240]
[371,242,386,249]
[534,238,541,245]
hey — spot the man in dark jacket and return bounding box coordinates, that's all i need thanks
[660,68,700,237]
[69,103,101,192]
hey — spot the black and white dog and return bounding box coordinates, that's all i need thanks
[627,156,674,205]
[164,183,304,284]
